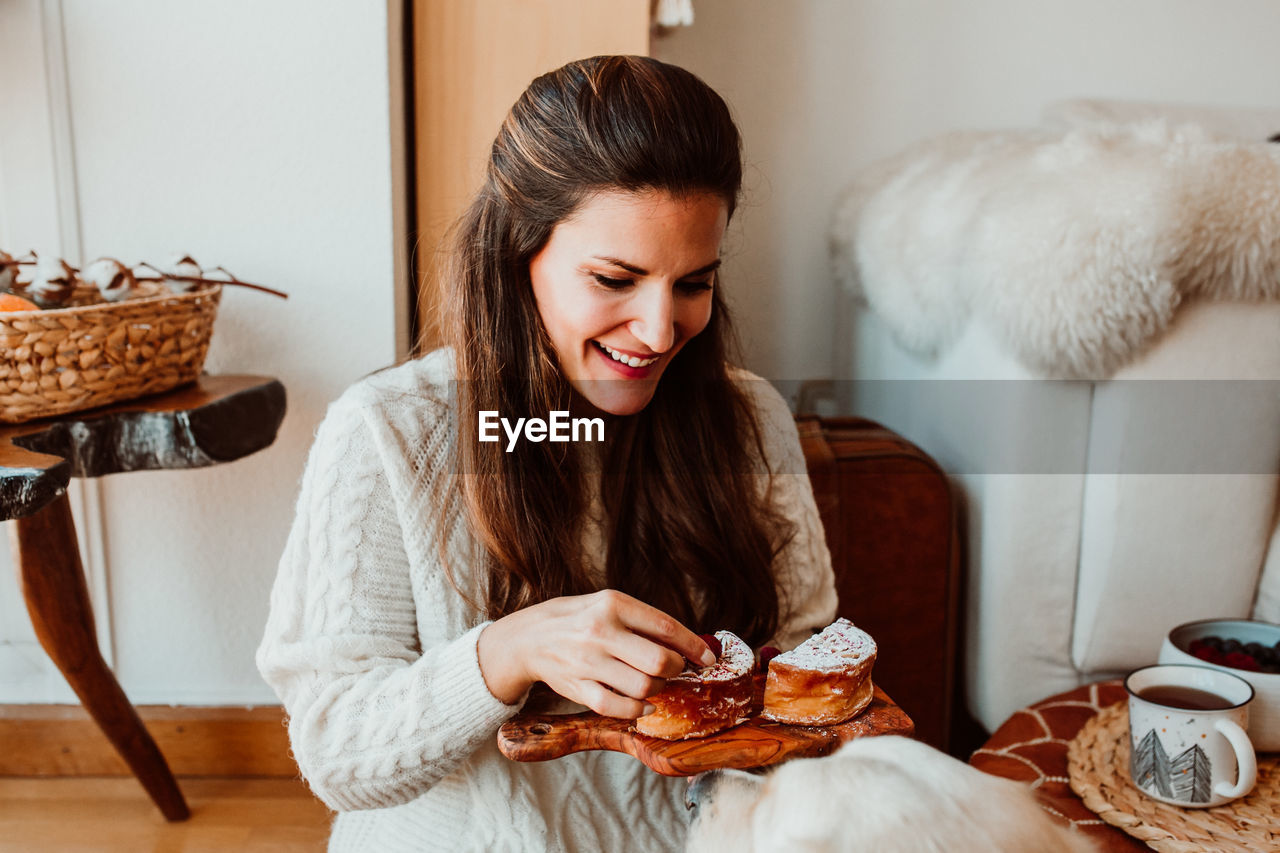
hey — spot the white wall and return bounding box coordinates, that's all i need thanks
[0,0,403,705]
[653,0,1280,386]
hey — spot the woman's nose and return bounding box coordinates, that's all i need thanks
[627,287,676,353]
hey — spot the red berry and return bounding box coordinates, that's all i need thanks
[1223,651,1260,671]
[698,633,722,660]
[1192,645,1223,664]
[757,646,781,670]
[1188,639,1207,654]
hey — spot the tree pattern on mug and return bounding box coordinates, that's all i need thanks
[1170,743,1212,804]
[1131,729,1173,798]
[1131,728,1212,804]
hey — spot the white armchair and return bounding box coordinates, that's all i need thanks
[832,101,1280,732]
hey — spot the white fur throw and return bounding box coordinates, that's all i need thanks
[831,122,1280,378]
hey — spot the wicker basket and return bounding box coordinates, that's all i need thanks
[0,282,221,423]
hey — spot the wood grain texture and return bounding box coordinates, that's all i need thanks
[498,683,912,776]
[0,374,285,520]
[13,494,189,820]
[0,705,296,778]
[0,776,330,852]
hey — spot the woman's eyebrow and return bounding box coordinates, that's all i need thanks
[590,256,722,277]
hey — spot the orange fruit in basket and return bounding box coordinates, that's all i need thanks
[0,293,38,312]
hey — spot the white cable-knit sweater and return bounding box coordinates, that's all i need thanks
[256,349,837,852]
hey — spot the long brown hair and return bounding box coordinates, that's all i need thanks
[439,55,788,646]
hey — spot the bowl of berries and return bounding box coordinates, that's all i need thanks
[1158,618,1280,751]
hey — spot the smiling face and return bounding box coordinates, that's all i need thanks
[528,189,727,416]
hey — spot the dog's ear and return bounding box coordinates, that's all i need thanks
[684,769,766,853]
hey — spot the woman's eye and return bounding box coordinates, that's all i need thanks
[591,273,632,289]
[677,278,713,294]
[590,273,713,293]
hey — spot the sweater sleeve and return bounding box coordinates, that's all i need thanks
[255,394,520,812]
[742,378,840,651]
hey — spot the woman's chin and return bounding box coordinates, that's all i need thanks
[572,379,658,418]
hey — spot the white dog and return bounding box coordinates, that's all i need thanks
[684,736,1097,852]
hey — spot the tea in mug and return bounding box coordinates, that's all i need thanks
[1137,685,1234,711]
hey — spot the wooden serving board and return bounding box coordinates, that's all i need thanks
[498,680,913,776]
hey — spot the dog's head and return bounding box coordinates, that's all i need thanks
[684,736,1097,853]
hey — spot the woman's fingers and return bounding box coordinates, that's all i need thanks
[590,590,716,667]
[507,590,716,716]
[576,680,654,720]
[609,629,687,679]
[589,655,667,702]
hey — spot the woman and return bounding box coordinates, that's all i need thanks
[258,55,836,852]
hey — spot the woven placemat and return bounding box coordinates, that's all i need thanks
[1067,702,1280,852]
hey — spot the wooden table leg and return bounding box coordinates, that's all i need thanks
[11,493,190,821]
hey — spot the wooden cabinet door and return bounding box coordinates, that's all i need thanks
[412,0,651,349]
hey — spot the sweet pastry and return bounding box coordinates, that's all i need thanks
[635,630,754,740]
[761,618,877,726]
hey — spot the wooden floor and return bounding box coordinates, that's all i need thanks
[0,776,332,852]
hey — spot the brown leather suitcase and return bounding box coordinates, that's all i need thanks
[797,416,962,753]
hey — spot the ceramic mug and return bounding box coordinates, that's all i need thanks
[1126,664,1257,808]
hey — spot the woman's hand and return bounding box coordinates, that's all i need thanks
[477,589,716,718]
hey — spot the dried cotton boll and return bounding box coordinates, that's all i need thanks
[163,253,203,292]
[0,250,16,292]
[28,255,78,306]
[82,257,137,302]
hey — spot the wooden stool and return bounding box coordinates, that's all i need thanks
[0,375,286,821]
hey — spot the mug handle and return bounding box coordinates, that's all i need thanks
[1212,718,1258,799]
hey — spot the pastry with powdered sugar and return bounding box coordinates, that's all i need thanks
[760,617,877,726]
[634,630,754,740]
